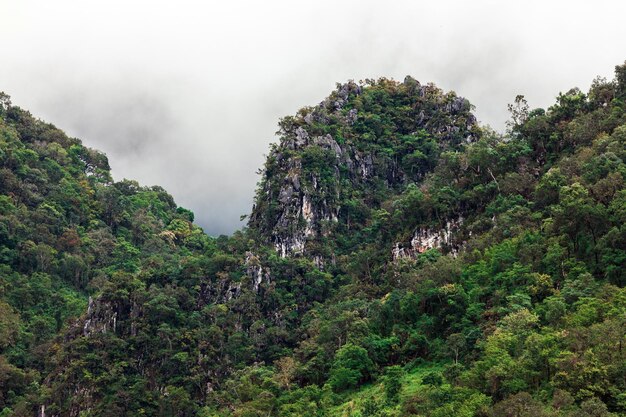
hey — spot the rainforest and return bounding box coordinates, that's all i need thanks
[0,62,625,416]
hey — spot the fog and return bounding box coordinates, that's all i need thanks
[2,0,625,235]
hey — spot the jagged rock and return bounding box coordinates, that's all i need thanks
[392,217,465,260]
[313,134,342,156]
[245,251,271,293]
[224,282,242,301]
[313,255,325,270]
[81,296,118,337]
[346,108,358,125]
[249,79,477,259]
[200,277,241,304]
[354,152,374,179]
[295,126,309,145]
[278,183,294,204]
[197,252,271,305]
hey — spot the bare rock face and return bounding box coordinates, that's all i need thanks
[198,251,271,305]
[81,296,117,336]
[200,277,242,305]
[67,290,143,342]
[249,79,477,259]
[392,217,465,260]
[245,251,271,293]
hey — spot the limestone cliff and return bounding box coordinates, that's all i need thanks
[249,77,478,257]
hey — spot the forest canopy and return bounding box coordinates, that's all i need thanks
[0,63,625,416]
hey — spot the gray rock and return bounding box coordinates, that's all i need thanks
[295,126,309,146]
[278,184,294,204]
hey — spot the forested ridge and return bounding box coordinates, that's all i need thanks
[0,62,625,417]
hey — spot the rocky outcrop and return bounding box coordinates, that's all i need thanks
[250,78,477,258]
[245,251,271,293]
[198,252,271,304]
[66,292,143,341]
[392,217,465,260]
[81,296,117,336]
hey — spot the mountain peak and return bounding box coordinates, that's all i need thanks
[249,78,478,258]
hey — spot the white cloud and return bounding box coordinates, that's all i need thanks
[1,0,625,234]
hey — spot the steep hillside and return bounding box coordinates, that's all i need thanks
[249,78,478,261]
[0,62,625,417]
[0,94,215,415]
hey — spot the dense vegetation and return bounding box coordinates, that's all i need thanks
[0,62,624,417]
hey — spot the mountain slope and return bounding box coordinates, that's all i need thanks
[0,63,625,417]
[249,78,478,261]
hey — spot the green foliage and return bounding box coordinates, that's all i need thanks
[329,343,374,392]
[1,63,626,416]
[382,365,403,404]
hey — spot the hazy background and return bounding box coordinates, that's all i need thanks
[2,0,625,235]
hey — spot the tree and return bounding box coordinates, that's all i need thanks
[0,92,11,113]
[615,61,626,99]
[383,365,403,404]
[507,95,530,132]
[328,343,374,392]
[490,392,547,417]
[576,397,615,417]
[446,333,466,364]
[274,356,298,390]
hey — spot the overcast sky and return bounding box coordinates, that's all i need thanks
[1,0,625,235]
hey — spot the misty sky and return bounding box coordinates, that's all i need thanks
[2,0,625,235]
